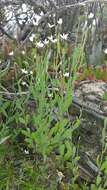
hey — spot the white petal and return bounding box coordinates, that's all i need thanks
[92,19,96,26]
[43,39,49,45]
[88,13,94,19]
[104,49,107,54]
[51,39,57,43]
[21,68,28,74]
[8,51,14,56]
[36,41,44,48]
[57,18,63,25]
[63,72,69,77]
[22,51,25,55]
[30,71,33,74]
[60,33,68,40]
[48,23,55,28]
[48,35,53,41]
[29,34,35,42]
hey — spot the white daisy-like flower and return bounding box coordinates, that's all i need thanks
[104,49,107,54]
[33,19,37,26]
[88,13,94,19]
[24,149,29,154]
[48,23,55,28]
[57,18,63,25]
[22,3,27,11]
[48,93,53,98]
[22,81,27,86]
[43,39,49,45]
[29,34,35,42]
[22,50,25,55]
[30,71,33,75]
[8,51,14,56]
[36,41,44,48]
[33,14,41,26]
[40,11,44,16]
[48,35,53,41]
[60,33,68,40]
[57,170,64,182]
[63,72,69,77]
[48,35,57,43]
[14,34,17,39]
[51,38,57,43]
[21,68,28,74]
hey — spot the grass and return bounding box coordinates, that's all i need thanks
[0,31,107,190]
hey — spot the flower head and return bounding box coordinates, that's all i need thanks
[21,68,28,74]
[22,50,25,55]
[63,72,69,77]
[48,23,55,28]
[22,81,27,86]
[29,34,35,42]
[57,18,63,25]
[88,13,94,19]
[8,51,14,56]
[36,41,44,48]
[104,49,107,54]
[60,33,68,40]
[43,39,49,45]
[33,14,41,26]
[30,71,33,75]
[48,35,57,43]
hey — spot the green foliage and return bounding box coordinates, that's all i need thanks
[0,24,107,190]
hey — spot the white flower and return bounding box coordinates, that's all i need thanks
[14,34,17,39]
[22,3,27,12]
[22,50,25,55]
[92,19,96,26]
[29,34,35,42]
[104,49,107,54]
[33,19,38,26]
[57,170,64,182]
[48,93,53,98]
[48,35,53,41]
[43,39,49,45]
[57,18,63,25]
[51,39,57,43]
[24,149,29,154]
[48,23,55,28]
[88,13,94,19]
[40,11,44,16]
[63,72,69,77]
[22,81,27,86]
[60,33,68,40]
[8,51,14,56]
[36,41,44,48]
[21,68,28,74]
[48,35,57,43]
[33,14,41,26]
[30,71,33,75]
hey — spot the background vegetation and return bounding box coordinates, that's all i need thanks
[0,0,107,189]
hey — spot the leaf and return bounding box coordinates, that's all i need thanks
[64,140,72,161]
[59,144,65,157]
[0,135,10,145]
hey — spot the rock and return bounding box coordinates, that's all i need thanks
[71,80,107,121]
[69,80,107,182]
